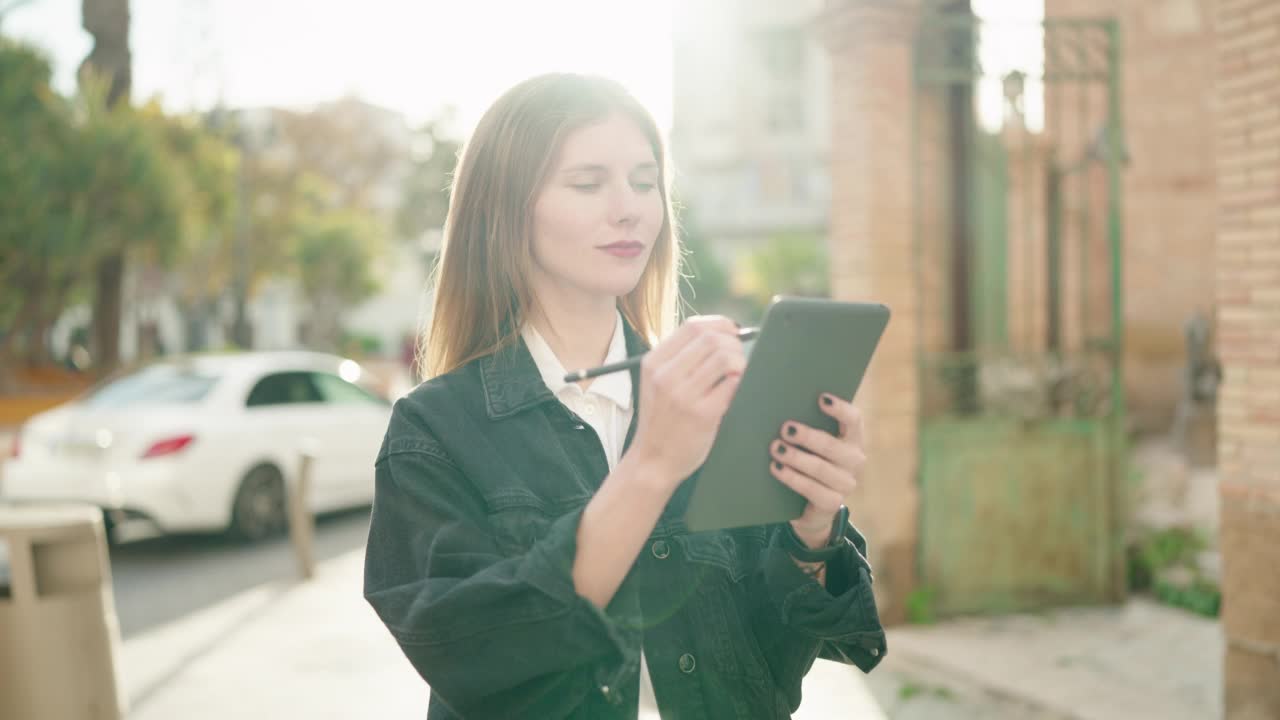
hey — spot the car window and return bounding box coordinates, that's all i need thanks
[311,373,390,406]
[245,372,324,407]
[82,365,219,408]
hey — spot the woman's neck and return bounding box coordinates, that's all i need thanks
[527,288,618,385]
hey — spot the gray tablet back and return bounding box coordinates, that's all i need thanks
[683,298,890,533]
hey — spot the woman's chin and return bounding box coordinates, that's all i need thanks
[582,271,646,299]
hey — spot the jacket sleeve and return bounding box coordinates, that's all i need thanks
[745,521,887,711]
[363,426,635,718]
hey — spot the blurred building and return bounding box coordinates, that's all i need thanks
[670,0,831,295]
[820,0,1278,715]
[1041,0,1218,436]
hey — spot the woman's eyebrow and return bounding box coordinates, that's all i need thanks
[560,161,658,173]
[560,163,609,174]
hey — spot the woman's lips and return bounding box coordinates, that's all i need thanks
[598,241,644,258]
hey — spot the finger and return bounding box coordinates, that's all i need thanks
[703,371,742,415]
[780,420,856,469]
[643,315,712,366]
[651,316,741,382]
[770,439,857,497]
[657,331,721,390]
[770,460,844,514]
[819,393,863,445]
[681,333,746,398]
[685,314,740,337]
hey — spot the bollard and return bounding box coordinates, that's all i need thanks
[286,451,316,580]
[0,504,127,719]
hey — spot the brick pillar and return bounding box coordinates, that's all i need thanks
[821,0,922,624]
[1211,1,1280,717]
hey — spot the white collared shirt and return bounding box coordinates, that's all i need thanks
[521,311,661,719]
[521,311,632,468]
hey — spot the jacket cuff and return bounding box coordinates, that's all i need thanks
[517,508,639,706]
[761,524,887,670]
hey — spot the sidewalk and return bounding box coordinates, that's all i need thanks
[121,551,426,719]
[120,549,888,719]
[871,599,1223,720]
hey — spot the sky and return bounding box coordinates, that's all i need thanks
[4,0,1042,135]
[3,0,676,133]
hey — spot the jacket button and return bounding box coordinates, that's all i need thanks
[651,540,671,559]
[870,648,880,657]
[678,653,696,674]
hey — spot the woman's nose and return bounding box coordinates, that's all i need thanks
[608,183,642,225]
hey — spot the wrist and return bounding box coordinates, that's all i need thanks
[783,506,849,562]
[790,521,832,550]
[617,444,683,501]
[623,438,686,494]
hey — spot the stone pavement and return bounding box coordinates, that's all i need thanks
[122,550,426,719]
[873,599,1223,720]
[120,548,888,719]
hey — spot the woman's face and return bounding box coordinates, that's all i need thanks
[530,112,664,305]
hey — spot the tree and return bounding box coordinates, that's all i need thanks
[294,211,384,350]
[0,39,208,379]
[204,101,411,348]
[80,0,133,373]
[0,39,183,375]
[272,99,406,212]
[743,232,830,305]
[0,39,79,381]
[396,117,461,244]
[138,105,239,355]
[60,80,185,364]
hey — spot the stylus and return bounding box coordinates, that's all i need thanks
[562,327,760,384]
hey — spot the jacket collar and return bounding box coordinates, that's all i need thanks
[479,315,650,420]
[521,311,633,411]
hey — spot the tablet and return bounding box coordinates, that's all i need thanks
[683,297,890,533]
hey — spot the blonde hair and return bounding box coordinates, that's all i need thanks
[422,73,680,379]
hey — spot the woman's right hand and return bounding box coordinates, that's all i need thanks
[627,316,746,493]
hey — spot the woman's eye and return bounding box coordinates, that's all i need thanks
[632,182,656,193]
[570,183,601,192]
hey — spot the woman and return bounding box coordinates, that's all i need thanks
[364,73,885,720]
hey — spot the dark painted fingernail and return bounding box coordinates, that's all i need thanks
[822,395,834,406]
[773,461,783,470]
[777,443,787,454]
[786,425,797,437]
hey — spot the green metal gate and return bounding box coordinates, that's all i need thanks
[913,13,1127,615]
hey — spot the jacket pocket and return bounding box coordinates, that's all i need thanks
[485,490,588,555]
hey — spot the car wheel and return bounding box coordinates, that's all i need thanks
[228,464,287,543]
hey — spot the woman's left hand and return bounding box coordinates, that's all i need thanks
[769,393,866,550]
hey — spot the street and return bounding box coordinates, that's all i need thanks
[109,507,372,638]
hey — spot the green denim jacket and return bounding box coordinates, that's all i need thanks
[363,321,886,719]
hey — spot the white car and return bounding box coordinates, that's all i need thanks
[1,352,394,542]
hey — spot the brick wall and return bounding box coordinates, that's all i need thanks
[1210,0,1280,716]
[1046,0,1218,433]
[821,0,922,624]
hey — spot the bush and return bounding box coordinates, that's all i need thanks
[1128,527,1219,618]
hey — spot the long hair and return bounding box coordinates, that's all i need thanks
[422,73,680,379]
